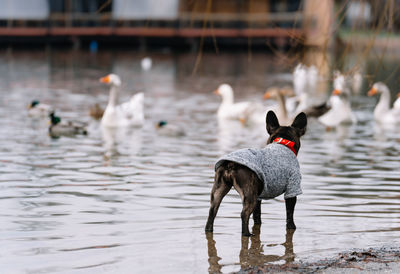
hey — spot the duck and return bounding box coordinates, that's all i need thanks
[100,74,145,127]
[317,88,357,129]
[155,120,186,137]
[89,103,104,120]
[214,84,256,121]
[49,112,87,138]
[28,100,54,118]
[368,82,400,125]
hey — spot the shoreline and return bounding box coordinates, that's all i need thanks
[339,29,400,53]
[239,246,400,273]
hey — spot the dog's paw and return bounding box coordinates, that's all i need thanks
[286,222,296,230]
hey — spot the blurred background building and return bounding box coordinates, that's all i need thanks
[0,0,398,49]
[0,0,326,48]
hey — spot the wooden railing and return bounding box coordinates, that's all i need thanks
[0,11,305,39]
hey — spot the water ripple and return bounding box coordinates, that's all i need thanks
[0,51,399,273]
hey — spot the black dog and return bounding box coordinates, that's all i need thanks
[205,111,307,236]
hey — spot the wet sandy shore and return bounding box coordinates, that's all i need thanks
[238,246,400,273]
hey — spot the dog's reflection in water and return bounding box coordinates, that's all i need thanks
[206,232,223,274]
[206,226,295,273]
[240,225,295,269]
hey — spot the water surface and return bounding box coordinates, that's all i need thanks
[0,49,399,273]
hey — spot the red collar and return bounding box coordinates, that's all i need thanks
[273,137,297,156]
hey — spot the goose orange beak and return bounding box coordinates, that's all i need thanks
[263,91,271,99]
[368,87,377,96]
[213,89,220,95]
[100,75,110,83]
[397,92,400,98]
[332,89,341,96]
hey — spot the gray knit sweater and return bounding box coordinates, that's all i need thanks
[215,143,302,200]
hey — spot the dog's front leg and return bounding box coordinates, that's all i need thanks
[285,197,297,230]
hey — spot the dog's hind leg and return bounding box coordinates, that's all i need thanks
[205,169,232,233]
[253,200,262,225]
[234,168,261,236]
[240,195,258,236]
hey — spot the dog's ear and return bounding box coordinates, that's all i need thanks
[266,111,280,134]
[291,112,307,136]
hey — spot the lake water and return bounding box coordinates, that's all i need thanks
[0,48,399,273]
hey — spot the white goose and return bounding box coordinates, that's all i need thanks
[141,57,152,71]
[318,91,356,128]
[317,74,357,128]
[351,70,363,94]
[262,87,294,125]
[394,93,400,112]
[291,64,321,114]
[368,82,400,125]
[214,84,255,121]
[293,64,308,97]
[100,74,144,127]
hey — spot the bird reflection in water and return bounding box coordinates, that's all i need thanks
[101,126,142,159]
[206,225,295,273]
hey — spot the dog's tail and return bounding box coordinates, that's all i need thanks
[215,161,238,185]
